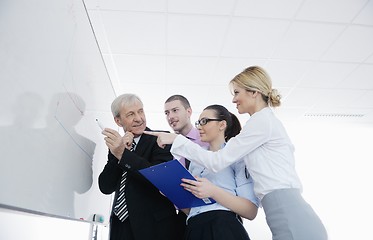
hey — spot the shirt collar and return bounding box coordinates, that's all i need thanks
[185,127,200,141]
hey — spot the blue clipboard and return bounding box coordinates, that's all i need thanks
[139,159,215,209]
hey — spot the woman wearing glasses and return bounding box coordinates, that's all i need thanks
[145,66,328,240]
[181,104,258,240]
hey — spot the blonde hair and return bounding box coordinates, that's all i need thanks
[230,66,281,107]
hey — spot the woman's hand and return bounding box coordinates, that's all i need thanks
[143,131,177,148]
[181,177,217,199]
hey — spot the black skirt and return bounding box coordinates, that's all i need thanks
[184,210,250,240]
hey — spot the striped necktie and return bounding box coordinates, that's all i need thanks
[114,141,136,221]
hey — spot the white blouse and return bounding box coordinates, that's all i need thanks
[171,107,302,200]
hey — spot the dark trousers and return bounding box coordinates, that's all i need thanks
[185,210,250,240]
[175,210,187,239]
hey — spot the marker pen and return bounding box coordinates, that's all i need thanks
[96,119,105,130]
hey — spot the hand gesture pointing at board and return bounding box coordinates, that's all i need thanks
[143,131,178,148]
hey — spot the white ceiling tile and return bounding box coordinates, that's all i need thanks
[353,0,373,26]
[164,84,234,111]
[112,54,166,85]
[234,0,303,19]
[352,90,373,108]
[281,87,329,108]
[167,15,229,56]
[117,82,167,109]
[273,21,345,60]
[273,107,309,122]
[322,25,373,63]
[84,1,373,126]
[306,106,370,115]
[222,18,290,58]
[167,0,235,15]
[165,56,219,85]
[84,0,167,12]
[338,64,373,90]
[265,60,312,88]
[296,0,367,23]
[312,89,365,108]
[101,11,166,54]
[298,62,358,88]
[213,58,268,85]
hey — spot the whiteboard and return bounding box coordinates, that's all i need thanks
[0,0,115,221]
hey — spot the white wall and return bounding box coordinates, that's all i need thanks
[0,0,115,222]
[243,121,372,239]
[291,122,372,239]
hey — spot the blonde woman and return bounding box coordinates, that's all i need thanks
[145,66,328,240]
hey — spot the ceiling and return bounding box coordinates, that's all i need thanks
[83,0,373,128]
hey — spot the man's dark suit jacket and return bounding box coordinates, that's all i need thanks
[98,127,182,240]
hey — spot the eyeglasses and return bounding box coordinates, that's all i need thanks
[195,118,223,127]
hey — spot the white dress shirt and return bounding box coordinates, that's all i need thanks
[171,107,302,200]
